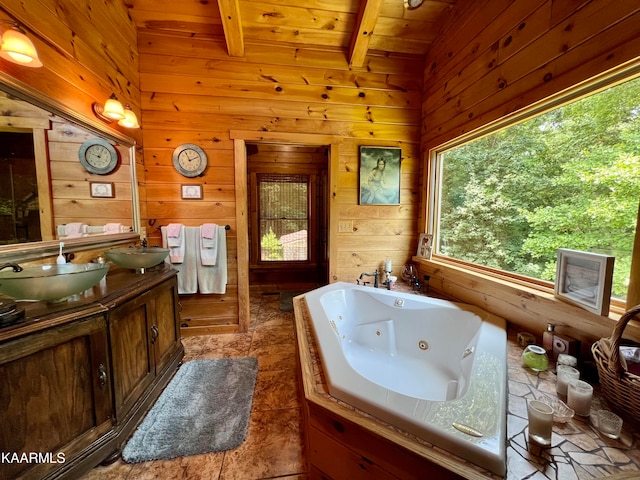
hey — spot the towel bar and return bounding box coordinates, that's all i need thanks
[156,224,231,231]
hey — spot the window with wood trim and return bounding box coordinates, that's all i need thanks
[258,173,309,262]
[431,74,640,307]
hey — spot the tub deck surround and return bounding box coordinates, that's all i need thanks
[506,328,640,479]
[295,285,640,480]
[302,282,508,476]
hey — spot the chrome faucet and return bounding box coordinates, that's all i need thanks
[357,270,379,288]
[0,263,23,272]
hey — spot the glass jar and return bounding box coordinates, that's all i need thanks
[542,323,555,353]
[522,345,549,372]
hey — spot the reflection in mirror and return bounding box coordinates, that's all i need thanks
[0,131,40,243]
[0,89,138,247]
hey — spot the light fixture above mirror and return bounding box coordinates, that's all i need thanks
[119,105,140,129]
[92,94,140,129]
[0,23,42,68]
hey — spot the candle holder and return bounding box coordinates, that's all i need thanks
[382,269,393,290]
[522,345,549,372]
[567,379,593,416]
[527,400,554,446]
[556,365,580,398]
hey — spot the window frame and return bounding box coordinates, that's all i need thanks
[425,64,640,314]
[249,170,321,269]
[256,172,311,264]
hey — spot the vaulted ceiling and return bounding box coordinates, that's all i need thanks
[128,0,455,66]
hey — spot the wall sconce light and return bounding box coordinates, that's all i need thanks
[92,94,125,122]
[0,24,42,68]
[118,105,140,129]
[92,95,140,129]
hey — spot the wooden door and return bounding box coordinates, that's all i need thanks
[0,315,112,480]
[109,293,155,422]
[150,276,181,375]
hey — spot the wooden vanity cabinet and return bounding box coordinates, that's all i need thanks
[109,274,182,423]
[0,314,113,480]
[0,267,183,480]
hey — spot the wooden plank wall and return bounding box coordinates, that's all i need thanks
[138,32,424,334]
[418,0,640,344]
[0,1,141,142]
[421,0,640,149]
[0,1,143,256]
[48,121,134,229]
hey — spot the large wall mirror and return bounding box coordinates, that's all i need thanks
[0,78,140,262]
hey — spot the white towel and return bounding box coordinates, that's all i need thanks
[162,226,198,294]
[104,223,122,234]
[197,226,227,294]
[65,222,87,236]
[200,224,218,266]
[201,223,216,239]
[167,223,183,244]
[165,224,185,263]
[85,225,106,234]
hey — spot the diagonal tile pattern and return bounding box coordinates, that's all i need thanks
[80,291,307,480]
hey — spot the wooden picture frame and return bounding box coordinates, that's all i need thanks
[358,146,401,205]
[90,182,114,198]
[554,248,615,316]
[416,233,433,259]
[181,184,203,200]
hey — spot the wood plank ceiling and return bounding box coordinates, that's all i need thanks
[127,0,455,65]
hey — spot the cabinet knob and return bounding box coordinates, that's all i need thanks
[151,324,159,344]
[98,363,108,390]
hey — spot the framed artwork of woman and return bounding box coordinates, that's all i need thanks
[358,146,401,205]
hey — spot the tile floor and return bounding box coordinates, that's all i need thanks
[81,291,308,480]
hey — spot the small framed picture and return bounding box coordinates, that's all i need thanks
[416,233,433,259]
[181,184,203,200]
[555,248,615,316]
[90,182,114,198]
[358,146,402,205]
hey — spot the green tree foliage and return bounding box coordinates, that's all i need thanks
[260,226,283,260]
[439,76,640,298]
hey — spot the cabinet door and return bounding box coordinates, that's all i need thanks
[0,316,112,480]
[109,293,155,422]
[150,275,181,374]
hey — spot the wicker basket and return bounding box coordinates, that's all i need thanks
[591,304,640,427]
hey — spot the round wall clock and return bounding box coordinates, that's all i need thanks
[78,138,119,175]
[172,143,208,177]
[403,0,424,9]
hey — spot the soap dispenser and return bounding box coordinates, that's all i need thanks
[542,323,555,353]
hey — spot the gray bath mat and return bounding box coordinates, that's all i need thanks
[122,357,258,463]
[280,290,306,312]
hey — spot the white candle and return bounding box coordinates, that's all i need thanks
[567,379,593,416]
[556,365,580,397]
[385,258,392,272]
[527,400,553,446]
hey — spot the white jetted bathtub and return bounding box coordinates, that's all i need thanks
[304,282,507,476]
